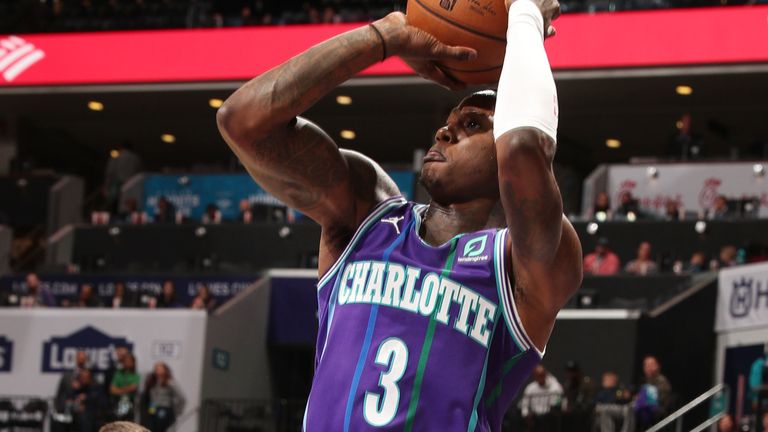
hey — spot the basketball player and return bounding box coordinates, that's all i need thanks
[217,0,581,429]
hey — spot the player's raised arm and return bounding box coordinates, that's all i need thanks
[216,13,476,231]
[493,0,582,350]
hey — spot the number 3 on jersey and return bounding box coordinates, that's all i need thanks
[363,338,409,427]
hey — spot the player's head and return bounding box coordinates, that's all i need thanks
[420,90,499,206]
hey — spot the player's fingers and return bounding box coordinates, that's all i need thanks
[415,62,466,91]
[430,43,478,62]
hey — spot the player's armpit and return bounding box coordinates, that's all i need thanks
[508,219,582,350]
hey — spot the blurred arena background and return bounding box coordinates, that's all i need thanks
[1,0,768,431]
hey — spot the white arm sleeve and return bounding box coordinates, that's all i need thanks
[493,0,558,143]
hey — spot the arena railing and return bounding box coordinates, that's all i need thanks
[645,383,729,432]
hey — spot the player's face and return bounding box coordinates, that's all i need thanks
[420,104,499,205]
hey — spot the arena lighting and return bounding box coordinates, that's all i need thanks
[87,101,104,111]
[109,150,120,158]
[676,85,693,96]
[161,134,176,144]
[586,222,599,235]
[753,164,766,177]
[194,226,207,238]
[336,95,353,105]
[627,211,637,222]
[647,166,659,179]
[279,226,292,239]
[695,220,707,234]
[340,130,356,140]
[605,139,621,149]
[595,211,607,222]
[208,98,224,109]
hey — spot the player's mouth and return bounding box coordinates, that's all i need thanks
[423,150,447,163]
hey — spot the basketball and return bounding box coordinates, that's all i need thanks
[406,0,509,84]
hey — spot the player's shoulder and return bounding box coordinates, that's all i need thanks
[341,149,400,203]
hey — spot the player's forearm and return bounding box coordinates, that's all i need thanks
[217,21,392,147]
[495,0,562,263]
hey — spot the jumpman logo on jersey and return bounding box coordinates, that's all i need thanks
[381,216,404,234]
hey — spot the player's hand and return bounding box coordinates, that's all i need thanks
[373,12,477,90]
[504,0,560,38]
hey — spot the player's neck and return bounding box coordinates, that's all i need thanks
[420,199,505,246]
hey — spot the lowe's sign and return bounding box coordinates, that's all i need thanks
[42,326,133,373]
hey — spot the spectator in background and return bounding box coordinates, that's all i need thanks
[666,113,703,161]
[104,141,142,214]
[749,345,768,432]
[238,199,253,223]
[141,362,185,432]
[708,195,734,220]
[189,284,216,312]
[76,283,103,308]
[110,354,139,422]
[635,355,672,429]
[201,203,222,224]
[19,272,55,307]
[72,369,109,432]
[151,280,182,309]
[625,242,658,276]
[685,251,707,273]
[562,361,595,430]
[584,237,621,276]
[111,282,138,308]
[717,413,736,432]
[615,191,641,221]
[664,199,683,221]
[592,192,612,221]
[103,346,130,402]
[718,245,739,269]
[153,197,177,224]
[118,198,148,225]
[594,371,633,432]
[520,365,563,431]
[54,350,91,419]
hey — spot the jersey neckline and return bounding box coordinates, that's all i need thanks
[411,204,466,250]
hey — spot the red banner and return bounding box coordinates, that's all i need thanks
[1,6,767,86]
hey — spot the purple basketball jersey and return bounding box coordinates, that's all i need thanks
[304,196,543,431]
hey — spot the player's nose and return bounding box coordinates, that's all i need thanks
[434,126,456,144]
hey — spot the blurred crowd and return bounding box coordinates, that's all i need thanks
[0,272,218,312]
[52,347,184,432]
[517,355,768,432]
[1,0,766,34]
[582,238,767,277]
[589,191,763,223]
[515,356,673,432]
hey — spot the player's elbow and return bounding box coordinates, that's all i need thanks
[216,104,262,151]
[496,127,555,167]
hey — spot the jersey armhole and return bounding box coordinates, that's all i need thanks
[316,195,407,291]
[493,228,546,358]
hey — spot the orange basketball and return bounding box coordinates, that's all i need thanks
[406,0,508,85]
